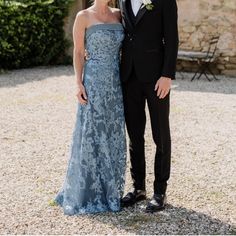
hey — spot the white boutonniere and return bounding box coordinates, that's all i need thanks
[142,0,154,10]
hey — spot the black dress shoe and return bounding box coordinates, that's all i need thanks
[145,193,167,213]
[121,189,146,207]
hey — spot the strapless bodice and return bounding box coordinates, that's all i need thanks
[84,23,124,66]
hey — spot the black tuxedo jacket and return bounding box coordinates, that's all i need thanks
[119,0,179,82]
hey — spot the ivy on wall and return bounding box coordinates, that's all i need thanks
[0,0,73,70]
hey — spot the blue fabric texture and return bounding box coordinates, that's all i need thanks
[54,23,127,215]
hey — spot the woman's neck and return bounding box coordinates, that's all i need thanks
[93,1,110,15]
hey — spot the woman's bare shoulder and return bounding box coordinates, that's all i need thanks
[76,9,90,19]
[75,9,93,27]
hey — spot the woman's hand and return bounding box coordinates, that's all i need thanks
[76,83,88,105]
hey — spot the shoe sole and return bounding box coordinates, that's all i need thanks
[145,205,165,213]
[121,195,147,207]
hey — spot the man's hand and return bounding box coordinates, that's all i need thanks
[154,77,172,99]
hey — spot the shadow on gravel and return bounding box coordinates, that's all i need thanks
[174,73,236,95]
[0,66,74,88]
[86,203,235,234]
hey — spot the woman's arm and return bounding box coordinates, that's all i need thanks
[73,11,88,105]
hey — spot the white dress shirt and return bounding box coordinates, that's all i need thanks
[131,0,142,16]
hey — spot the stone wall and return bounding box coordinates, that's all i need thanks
[64,0,236,76]
[177,0,236,76]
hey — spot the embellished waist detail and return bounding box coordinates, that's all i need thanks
[85,51,120,65]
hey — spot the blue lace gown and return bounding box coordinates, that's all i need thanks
[54,23,126,215]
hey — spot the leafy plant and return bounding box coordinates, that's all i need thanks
[0,0,73,69]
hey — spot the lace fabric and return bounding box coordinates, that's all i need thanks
[54,23,127,215]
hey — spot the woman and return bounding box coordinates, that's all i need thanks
[53,0,126,215]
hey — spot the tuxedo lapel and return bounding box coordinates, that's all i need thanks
[135,0,158,26]
[135,4,147,26]
[122,0,134,30]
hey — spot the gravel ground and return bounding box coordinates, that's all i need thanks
[0,66,235,234]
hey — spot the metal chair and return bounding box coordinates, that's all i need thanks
[178,35,220,81]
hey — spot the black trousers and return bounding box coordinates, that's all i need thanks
[122,67,171,195]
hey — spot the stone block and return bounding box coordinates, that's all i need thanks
[225,64,236,69]
[229,57,236,64]
[222,70,236,76]
[183,26,196,33]
[224,1,236,10]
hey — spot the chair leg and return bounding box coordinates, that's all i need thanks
[195,65,206,80]
[192,60,206,81]
[196,70,204,80]
[204,72,212,81]
[206,65,219,80]
[191,70,199,81]
[197,63,212,81]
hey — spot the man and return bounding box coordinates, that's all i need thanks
[118,0,179,213]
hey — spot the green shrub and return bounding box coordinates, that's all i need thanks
[0,0,73,69]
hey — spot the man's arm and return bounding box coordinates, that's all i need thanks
[161,0,179,80]
[155,0,179,99]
